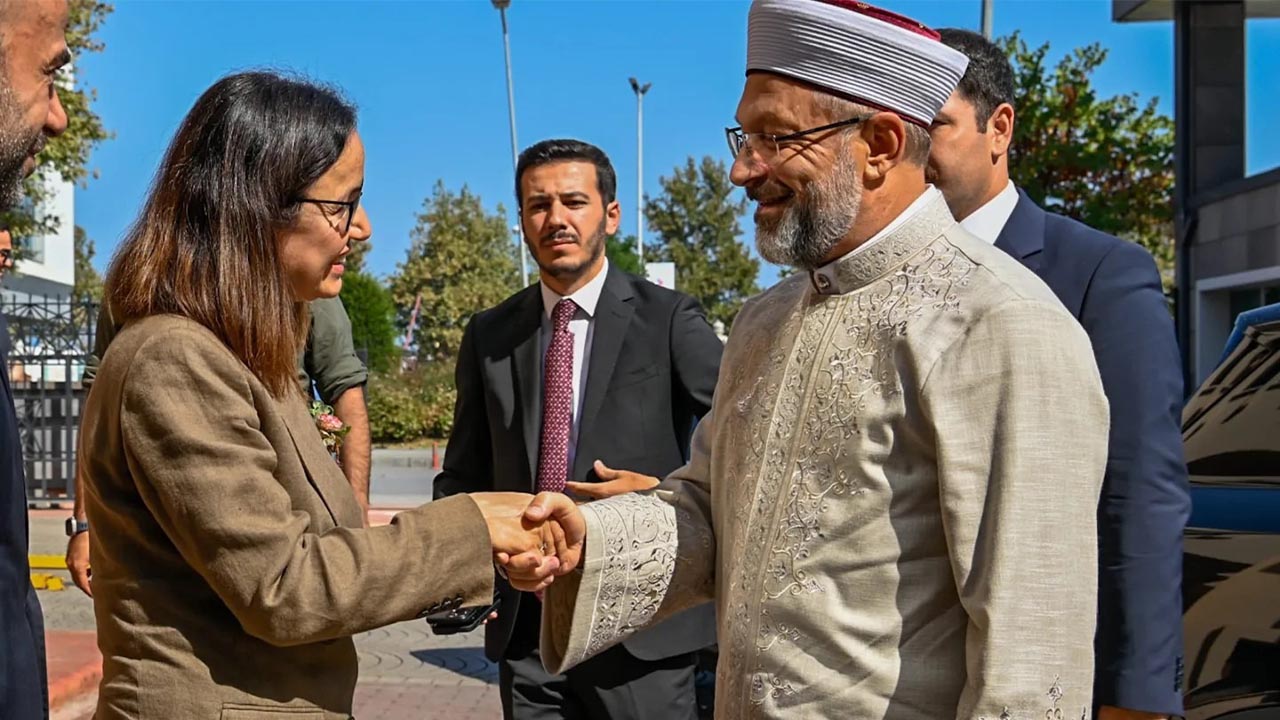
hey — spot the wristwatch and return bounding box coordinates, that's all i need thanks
[65,517,89,537]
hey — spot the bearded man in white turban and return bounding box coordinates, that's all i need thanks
[512,1,1111,717]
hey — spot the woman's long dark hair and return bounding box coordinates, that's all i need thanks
[105,71,357,397]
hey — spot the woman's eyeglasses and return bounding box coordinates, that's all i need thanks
[295,190,363,234]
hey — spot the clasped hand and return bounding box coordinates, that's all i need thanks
[471,492,586,592]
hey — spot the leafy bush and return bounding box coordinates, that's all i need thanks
[366,362,457,443]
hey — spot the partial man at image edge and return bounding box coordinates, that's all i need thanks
[0,0,72,718]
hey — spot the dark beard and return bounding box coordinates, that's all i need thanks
[791,192,842,270]
[527,219,608,280]
[0,138,29,211]
[0,89,40,211]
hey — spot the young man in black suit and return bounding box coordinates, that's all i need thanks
[434,139,723,720]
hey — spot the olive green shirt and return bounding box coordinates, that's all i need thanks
[298,297,368,403]
[84,297,368,404]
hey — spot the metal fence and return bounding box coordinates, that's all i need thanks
[2,295,98,506]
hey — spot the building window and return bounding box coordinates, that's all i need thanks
[17,234,45,265]
[1227,284,1280,332]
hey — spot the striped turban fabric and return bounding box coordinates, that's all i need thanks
[746,0,970,127]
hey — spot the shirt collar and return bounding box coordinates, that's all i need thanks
[541,258,610,319]
[809,186,941,294]
[958,180,1018,245]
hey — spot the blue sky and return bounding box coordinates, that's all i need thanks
[73,1,1279,286]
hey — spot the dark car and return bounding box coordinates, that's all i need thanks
[1180,309,1280,719]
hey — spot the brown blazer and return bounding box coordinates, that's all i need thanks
[79,315,494,720]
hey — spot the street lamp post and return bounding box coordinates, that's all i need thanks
[493,0,528,285]
[629,77,651,270]
[980,0,993,39]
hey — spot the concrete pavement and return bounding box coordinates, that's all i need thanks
[369,447,442,508]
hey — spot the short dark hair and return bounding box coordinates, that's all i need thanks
[938,28,1015,130]
[106,71,357,397]
[515,139,616,207]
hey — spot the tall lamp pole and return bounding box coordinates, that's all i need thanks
[980,0,993,39]
[493,0,528,285]
[629,77,651,270]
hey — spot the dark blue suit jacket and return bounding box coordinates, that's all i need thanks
[1,312,49,719]
[995,192,1190,714]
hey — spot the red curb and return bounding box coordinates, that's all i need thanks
[45,630,102,710]
[368,508,398,527]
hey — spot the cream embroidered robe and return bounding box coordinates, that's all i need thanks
[541,193,1110,719]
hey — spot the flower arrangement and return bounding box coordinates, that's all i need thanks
[309,401,350,459]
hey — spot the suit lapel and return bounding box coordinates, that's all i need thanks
[573,268,636,480]
[512,290,544,488]
[278,394,361,528]
[994,190,1047,273]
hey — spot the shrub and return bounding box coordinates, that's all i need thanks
[366,361,457,443]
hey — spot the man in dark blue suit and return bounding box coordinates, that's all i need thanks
[0,1,73,717]
[927,29,1191,720]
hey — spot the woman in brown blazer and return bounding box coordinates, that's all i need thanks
[78,72,565,720]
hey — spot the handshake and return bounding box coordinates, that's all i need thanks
[470,492,588,592]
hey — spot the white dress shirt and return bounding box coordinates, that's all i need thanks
[959,180,1019,244]
[539,258,610,475]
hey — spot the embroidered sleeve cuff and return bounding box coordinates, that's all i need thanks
[540,493,680,674]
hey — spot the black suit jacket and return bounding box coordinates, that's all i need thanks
[1,312,49,720]
[996,192,1191,714]
[434,266,723,663]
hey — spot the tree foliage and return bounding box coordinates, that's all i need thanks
[72,225,102,303]
[339,270,398,374]
[605,233,643,276]
[1002,33,1175,290]
[366,362,457,443]
[343,240,370,275]
[388,181,519,364]
[644,157,758,328]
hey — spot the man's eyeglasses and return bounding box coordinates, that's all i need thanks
[296,190,363,235]
[725,115,872,164]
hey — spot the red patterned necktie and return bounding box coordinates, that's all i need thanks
[536,298,577,494]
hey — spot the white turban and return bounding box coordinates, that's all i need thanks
[747,0,969,126]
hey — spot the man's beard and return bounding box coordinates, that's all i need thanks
[752,152,863,271]
[0,84,43,211]
[527,218,607,280]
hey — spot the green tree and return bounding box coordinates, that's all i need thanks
[1003,33,1175,292]
[645,156,759,328]
[388,181,519,364]
[72,225,102,303]
[605,233,643,275]
[3,0,113,242]
[343,240,370,275]
[70,225,103,332]
[339,270,398,374]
